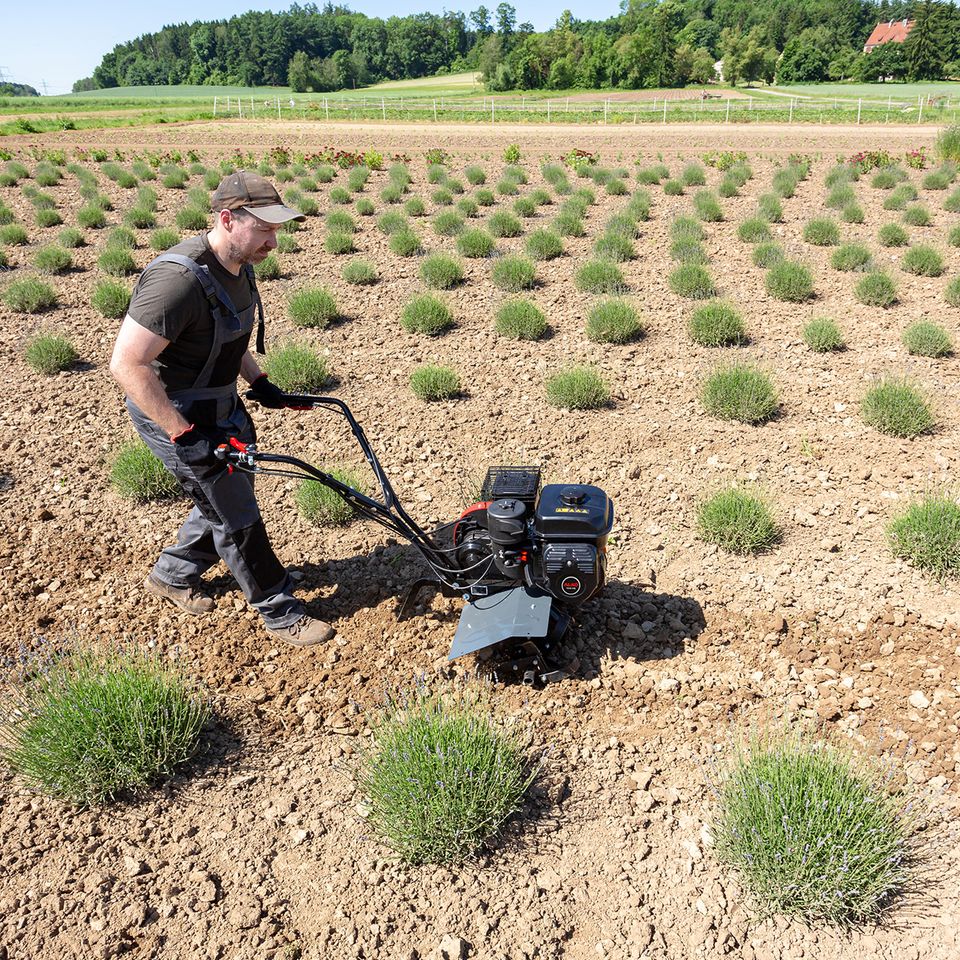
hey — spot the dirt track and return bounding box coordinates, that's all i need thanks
[2,118,942,158]
[0,120,958,959]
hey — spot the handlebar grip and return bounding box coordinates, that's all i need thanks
[215,438,249,460]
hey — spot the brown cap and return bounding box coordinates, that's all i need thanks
[211,170,306,224]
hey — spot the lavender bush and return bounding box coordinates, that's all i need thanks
[359,687,537,864]
[1,644,208,805]
[713,732,914,924]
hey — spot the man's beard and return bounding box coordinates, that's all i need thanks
[225,238,251,265]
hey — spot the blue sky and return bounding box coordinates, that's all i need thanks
[3,0,617,95]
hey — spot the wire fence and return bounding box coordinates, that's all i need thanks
[212,92,960,126]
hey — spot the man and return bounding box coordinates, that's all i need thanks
[110,170,334,647]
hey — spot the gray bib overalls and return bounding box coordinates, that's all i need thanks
[127,253,302,628]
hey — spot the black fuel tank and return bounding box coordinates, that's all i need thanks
[534,484,613,540]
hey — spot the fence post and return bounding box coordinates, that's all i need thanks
[663,98,667,124]
[604,100,608,124]
[250,97,254,118]
[918,98,923,124]
[324,97,329,121]
[213,97,218,116]
[433,99,437,122]
[276,97,280,120]
[238,98,242,118]
[726,99,731,123]
[547,100,551,122]
[789,99,793,123]
[492,100,495,123]
[857,98,861,125]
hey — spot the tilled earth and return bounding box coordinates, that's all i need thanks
[0,120,958,960]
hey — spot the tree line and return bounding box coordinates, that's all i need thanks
[72,0,960,94]
[1,82,40,97]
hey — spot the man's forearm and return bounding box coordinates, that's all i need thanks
[240,351,263,385]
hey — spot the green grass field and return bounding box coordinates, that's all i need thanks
[3,72,484,111]
[6,74,960,112]
[65,84,290,99]
[765,81,960,102]
[361,72,483,97]
[3,72,960,136]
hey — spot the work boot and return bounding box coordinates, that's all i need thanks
[143,573,215,616]
[266,615,336,647]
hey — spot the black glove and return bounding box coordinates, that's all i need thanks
[247,374,311,410]
[247,374,288,409]
[171,423,226,474]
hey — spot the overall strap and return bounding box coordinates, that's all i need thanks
[152,253,245,322]
[147,252,242,391]
[243,263,266,355]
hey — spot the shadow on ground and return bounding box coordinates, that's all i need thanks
[207,539,708,686]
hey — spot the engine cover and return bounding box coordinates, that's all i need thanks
[533,483,613,604]
[541,542,602,602]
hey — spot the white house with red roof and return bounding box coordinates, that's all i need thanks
[864,19,915,53]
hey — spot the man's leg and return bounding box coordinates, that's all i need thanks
[127,400,330,642]
[128,401,220,590]
[178,465,304,628]
[151,506,219,587]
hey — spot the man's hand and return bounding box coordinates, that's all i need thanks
[247,374,286,409]
[171,424,226,472]
[247,374,310,410]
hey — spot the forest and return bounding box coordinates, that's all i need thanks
[72,1,959,94]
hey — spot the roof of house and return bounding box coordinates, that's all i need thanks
[864,19,915,48]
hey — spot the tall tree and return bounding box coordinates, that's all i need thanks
[777,28,831,83]
[689,47,717,83]
[650,1,682,87]
[470,6,492,35]
[496,3,517,41]
[287,50,312,91]
[719,28,744,85]
[904,0,945,80]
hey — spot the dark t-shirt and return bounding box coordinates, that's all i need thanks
[128,233,255,391]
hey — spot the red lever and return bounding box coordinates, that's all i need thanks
[228,437,248,453]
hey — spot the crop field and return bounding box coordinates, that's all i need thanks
[0,119,959,959]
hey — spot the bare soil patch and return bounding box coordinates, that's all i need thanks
[564,89,751,102]
[1,117,940,159]
[0,120,957,960]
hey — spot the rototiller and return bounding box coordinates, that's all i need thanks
[224,393,614,685]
